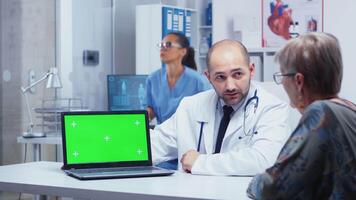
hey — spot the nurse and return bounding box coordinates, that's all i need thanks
[146,32,208,125]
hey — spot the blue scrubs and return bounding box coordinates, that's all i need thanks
[146,66,209,124]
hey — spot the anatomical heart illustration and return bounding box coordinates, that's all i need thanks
[262,0,323,47]
[268,0,292,40]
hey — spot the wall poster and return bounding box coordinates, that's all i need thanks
[262,0,324,47]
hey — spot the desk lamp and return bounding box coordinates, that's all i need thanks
[21,67,62,138]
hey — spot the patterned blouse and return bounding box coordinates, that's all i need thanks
[247,100,356,200]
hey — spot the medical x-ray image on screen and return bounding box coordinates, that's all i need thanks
[107,75,148,111]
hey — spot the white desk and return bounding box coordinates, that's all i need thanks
[17,135,62,161]
[0,162,252,200]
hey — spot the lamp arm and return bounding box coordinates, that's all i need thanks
[20,71,51,135]
[21,72,51,93]
[23,91,34,133]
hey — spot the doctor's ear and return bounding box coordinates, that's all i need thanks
[204,70,211,81]
[249,63,255,78]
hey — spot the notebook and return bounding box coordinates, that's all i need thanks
[61,110,174,180]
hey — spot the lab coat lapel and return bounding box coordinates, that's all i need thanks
[194,91,218,154]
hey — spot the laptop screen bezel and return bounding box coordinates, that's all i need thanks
[61,110,153,170]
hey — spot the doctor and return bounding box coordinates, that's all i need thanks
[151,39,291,175]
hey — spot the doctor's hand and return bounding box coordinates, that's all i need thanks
[180,150,200,173]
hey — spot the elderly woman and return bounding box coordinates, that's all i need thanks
[247,32,356,199]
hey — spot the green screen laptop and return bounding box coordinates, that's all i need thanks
[61,111,174,180]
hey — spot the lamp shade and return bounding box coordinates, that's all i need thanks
[46,67,62,88]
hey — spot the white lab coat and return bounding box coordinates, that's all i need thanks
[150,82,291,176]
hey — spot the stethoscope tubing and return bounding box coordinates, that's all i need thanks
[196,89,259,152]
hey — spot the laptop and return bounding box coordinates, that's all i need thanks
[61,110,174,180]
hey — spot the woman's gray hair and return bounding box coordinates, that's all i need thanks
[275,32,343,97]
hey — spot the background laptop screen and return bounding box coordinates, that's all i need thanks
[63,113,149,165]
[107,75,148,111]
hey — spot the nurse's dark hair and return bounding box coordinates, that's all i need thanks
[168,32,197,71]
[206,39,250,71]
[275,32,343,97]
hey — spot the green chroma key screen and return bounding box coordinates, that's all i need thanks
[64,113,149,164]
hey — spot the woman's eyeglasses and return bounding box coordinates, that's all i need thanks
[156,41,182,50]
[273,72,297,84]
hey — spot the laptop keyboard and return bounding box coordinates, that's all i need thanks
[69,166,162,175]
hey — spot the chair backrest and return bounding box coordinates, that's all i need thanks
[256,81,301,131]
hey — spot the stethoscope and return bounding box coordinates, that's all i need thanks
[197,89,259,152]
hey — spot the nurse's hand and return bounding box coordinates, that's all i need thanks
[180,150,200,173]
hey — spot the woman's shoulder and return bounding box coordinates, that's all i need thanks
[301,101,332,123]
[306,100,331,112]
[148,68,164,80]
[303,100,356,129]
[308,99,356,114]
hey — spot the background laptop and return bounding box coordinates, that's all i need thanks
[61,110,174,180]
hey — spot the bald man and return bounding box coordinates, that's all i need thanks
[150,40,291,176]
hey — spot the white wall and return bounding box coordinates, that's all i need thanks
[57,0,73,97]
[58,0,113,110]
[212,0,261,47]
[1,0,56,164]
[324,0,356,102]
[113,0,155,75]
[0,0,2,164]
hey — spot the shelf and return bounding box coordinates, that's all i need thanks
[199,25,212,29]
[34,107,89,113]
[248,47,279,54]
[34,98,88,135]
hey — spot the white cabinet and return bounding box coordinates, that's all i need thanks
[197,25,212,72]
[248,48,278,82]
[135,4,198,74]
[194,1,213,72]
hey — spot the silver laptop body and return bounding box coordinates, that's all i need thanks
[61,110,174,180]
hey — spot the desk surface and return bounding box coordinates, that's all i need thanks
[0,162,252,200]
[17,134,62,145]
